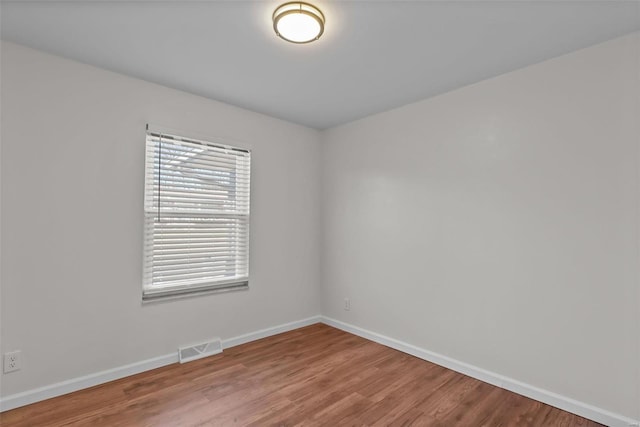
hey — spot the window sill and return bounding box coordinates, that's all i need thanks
[142,281,249,304]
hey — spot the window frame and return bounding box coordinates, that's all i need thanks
[142,125,251,302]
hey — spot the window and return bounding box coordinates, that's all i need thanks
[143,127,251,301]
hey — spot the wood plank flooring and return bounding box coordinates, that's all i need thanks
[0,323,601,426]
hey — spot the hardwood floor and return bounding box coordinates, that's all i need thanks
[0,323,601,426]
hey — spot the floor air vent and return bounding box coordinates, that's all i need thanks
[178,338,223,363]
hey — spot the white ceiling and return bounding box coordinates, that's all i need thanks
[1,1,639,129]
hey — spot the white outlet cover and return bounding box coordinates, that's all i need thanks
[4,351,21,373]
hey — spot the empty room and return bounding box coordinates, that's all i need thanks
[0,1,639,426]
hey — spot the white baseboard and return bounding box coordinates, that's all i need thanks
[222,315,321,349]
[320,316,639,427]
[0,353,178,413]
[0,315,322,412]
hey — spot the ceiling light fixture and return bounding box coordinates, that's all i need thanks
[273,2,325,44]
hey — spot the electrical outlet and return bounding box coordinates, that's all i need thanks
[4,351,21,373]
[344,298,351,311]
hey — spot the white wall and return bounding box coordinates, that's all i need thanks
[321,32,640,420]
[0,41,322,397]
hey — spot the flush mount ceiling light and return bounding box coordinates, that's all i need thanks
[273,2,325,44]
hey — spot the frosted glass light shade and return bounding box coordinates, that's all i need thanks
[273,2,325,44]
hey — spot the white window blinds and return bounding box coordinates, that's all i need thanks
[143,128,251,301]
